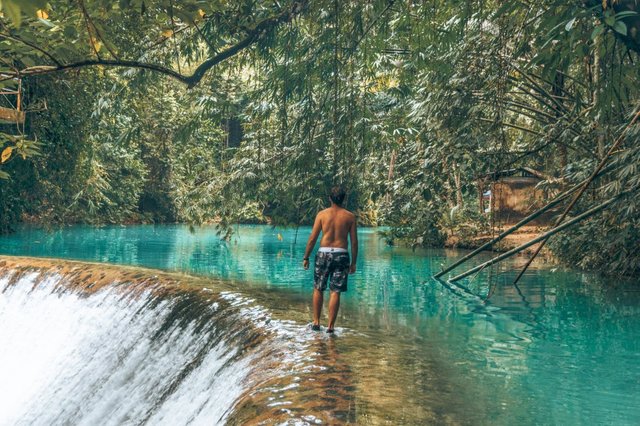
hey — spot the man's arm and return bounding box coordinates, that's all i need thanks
[349,216,358,274]
[303,213,322,270]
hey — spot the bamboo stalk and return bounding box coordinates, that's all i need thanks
[508,65,569,114]
[449,191,629,283]
[477,118,544,136]
[16,78,21,111]
[512,107,640,284]
[435,192,567,278]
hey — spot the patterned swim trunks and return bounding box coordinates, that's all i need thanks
[314,250,350,293]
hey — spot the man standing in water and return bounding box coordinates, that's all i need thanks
[303,186,358,334]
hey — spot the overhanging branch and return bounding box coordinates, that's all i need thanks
[1,0,307,88]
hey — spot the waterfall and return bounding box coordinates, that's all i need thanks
[0,259,327,426]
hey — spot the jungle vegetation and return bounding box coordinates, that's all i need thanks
[0,0,639,275]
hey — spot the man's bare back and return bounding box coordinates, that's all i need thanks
[317,206,356,249]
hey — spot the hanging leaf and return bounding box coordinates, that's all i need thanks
[612,21,627,36]
[614,11,639,20]
[565,17,576,32]
[1,147,13,163]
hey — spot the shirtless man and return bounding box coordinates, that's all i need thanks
[302,186,358,333]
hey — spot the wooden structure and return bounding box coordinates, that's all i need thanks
[0,79,25,124]
[479,167,554,225]
[0,106,25,124]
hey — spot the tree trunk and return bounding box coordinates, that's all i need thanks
[453,164,463,208]
[477,179,485,214]
[387,149,397,181]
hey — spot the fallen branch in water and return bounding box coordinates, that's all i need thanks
[449,189,635,283]
[512,105,640,284]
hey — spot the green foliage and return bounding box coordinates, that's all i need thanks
[0,0,638,275]
[440,205,492,248]
[550,210,640,276]
[552,118,640,276]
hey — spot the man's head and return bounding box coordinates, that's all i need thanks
[329,186,346,206]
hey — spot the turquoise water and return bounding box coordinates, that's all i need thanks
[1,224,639,424]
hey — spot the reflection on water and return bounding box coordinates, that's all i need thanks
[1,225,640,424]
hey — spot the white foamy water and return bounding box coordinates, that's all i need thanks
[0,271,272,426]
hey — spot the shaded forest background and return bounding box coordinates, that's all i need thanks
[0,0,639,275]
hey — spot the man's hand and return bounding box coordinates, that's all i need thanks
[349,264,356,274]
[303,259,310,270]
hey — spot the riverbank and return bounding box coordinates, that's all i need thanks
[445,225,553,258]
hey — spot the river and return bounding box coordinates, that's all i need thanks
[0,225,638,424]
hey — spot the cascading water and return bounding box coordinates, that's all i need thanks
[0,259,348,425]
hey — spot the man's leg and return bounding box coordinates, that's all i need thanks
[313,288,324,327]
[327,291,341,331]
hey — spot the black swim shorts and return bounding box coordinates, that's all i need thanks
[314,250,350,293]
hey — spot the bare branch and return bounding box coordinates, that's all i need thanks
[77,0,119,59]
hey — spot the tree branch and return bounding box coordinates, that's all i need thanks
[193,20,217,54]
[184,1,305,87]
[0,33,62,66]
[2,60,189,84]
[2,0,307,88]
[477,117,544,136]
[77,0,119,59]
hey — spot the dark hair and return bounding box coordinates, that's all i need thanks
[329,186,346,206]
